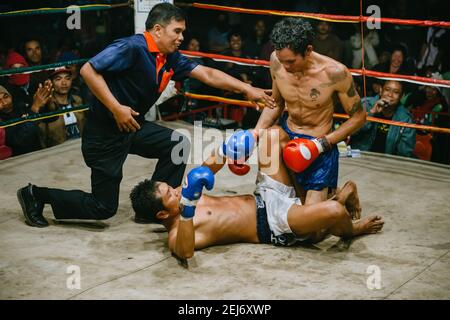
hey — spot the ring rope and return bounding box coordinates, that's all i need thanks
[180,50,269,67]
[180,50,450,88]
[164,101,450,134]
[0,2,131,18]
[184,93,450,134]
[0,105,89,129]
[187,2,450,27]
[0,59,88,77]
[2,95,449,134]
[3,52,449,89]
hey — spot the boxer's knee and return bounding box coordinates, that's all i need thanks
[326,201,349,222]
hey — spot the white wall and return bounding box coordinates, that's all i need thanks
[134,0,174,34]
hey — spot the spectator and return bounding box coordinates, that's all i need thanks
[0,126,12,160]
[403,70,449,162]
[370,44,416,95]
[181,37,207,110]
[0,85,41,156]
[417,26,447,72]
[349,24,379,69]
[350,80,416,158]
[207,13,231,53]
[407,71,448,125]
[244,19,269,58]
[38,67,86,148]
[220,31,253,84]
[56,51,91,102]
[416,3,447,72]
[23,39,45,66]
[23,39,50,95]
[312,21,343,62]
[220,30,253,126]
[3,51,50,114]
[186,37,201,53]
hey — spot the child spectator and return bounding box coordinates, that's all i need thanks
[38,67,86,148]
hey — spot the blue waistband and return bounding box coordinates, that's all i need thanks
[255,194,271,244]
[280,114,316,140]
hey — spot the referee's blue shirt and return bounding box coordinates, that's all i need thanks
[88,32,198,125]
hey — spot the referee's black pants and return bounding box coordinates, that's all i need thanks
[45,118,190,220]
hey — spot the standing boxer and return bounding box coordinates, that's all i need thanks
[254,17,366,205]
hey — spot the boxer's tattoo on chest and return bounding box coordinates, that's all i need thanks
[347,81,356,97]
[349,100,362,116]
[310,88,320,101]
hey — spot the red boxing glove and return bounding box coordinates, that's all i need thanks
[227,159,251,176]
[283,137,331,173]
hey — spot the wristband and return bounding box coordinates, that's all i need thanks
[318,136,332,153]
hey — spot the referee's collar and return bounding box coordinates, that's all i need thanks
[143,31,161,53]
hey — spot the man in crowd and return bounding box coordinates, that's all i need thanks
[350,80,416,158]
[23,39,50,93]
[0,85,42,156]
[38,67,86,148]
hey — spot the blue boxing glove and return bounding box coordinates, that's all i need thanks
[180,166,215,220]
[219,129,257,162]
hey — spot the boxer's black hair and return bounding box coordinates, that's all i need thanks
[145,3,186,30]
[270,17,315,56]
[130,179,165,224]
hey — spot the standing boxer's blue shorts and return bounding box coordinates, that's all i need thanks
[280,114,339,191]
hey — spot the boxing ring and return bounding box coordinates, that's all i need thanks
[1,2,450,300]
[1,120,449,299]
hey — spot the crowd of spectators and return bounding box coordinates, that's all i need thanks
[0,1,132,160]
[1,0,449,164]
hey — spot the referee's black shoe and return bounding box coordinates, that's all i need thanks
[17,184,48,227]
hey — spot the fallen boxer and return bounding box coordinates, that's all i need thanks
[130,130,384,259]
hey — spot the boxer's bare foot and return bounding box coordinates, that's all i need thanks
[352,215,384,236]
[335,181,361,220]
[345,181,362,220]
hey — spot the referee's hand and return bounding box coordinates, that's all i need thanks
[113,104,140,133]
